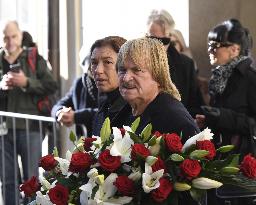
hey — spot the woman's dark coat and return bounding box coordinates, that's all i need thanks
[51,73,98,137]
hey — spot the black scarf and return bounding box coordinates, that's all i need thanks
[209,56,248,96]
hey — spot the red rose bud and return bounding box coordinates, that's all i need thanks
[39,154,57,171]
[154,131,163,138]
[164,133,182,153]
[151,178,173,203]
[180,159,202,179]
[98,149,121,172]
[152,157,167,173]
[131,143,150,160]
[69,152,93,173]
[48,184,69,205]
[114,175,135,196]
[196,140,216,160]
[240,154,256,179]
[20,176,40,197]
[83,137,97,151]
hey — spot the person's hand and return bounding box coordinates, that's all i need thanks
[0,74,14,90]
[195,114,206,129]
[56,107,75,127]
[7,70,28,88]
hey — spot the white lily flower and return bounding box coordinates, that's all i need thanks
[182,128,214,152]
[123,126,132,132]
[89,173,132,205]
[128,170,142,182]
[35,191,53,205]
[87,168,99,178]
[80,168,100,198]
[142,163,164,193]
[192,177,223,189]
[80,191,89,205]
[39,176,51,191]
[110,127,134,163]
[54,157,70,176]
[91,135,104,154]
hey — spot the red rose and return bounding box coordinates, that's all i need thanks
[180,159,201,179]
[19,176,40,197]
[131,143,150,160]
[69,152,92,173]
[151,178,173,203]
[240,154,256,179]
[83,137,96,151]
[196,140,216,160]
[164,133,182,153]
[114,175,135,196]
[39,154,57,171]
[98,149,121,172]
[48,184,69,205]
[152,157,167,173]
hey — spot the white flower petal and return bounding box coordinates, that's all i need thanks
[182,128,214,152]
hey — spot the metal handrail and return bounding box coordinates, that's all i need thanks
[0,111,57,205]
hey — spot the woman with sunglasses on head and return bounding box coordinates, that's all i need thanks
[196,19,256,205]
[146,9,204,117]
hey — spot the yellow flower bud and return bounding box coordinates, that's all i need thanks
[174,182,191,191]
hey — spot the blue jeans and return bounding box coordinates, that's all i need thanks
[0,129,41,205]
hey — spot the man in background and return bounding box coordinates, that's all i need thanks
[0,21,57,204]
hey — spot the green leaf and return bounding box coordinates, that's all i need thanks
[69,130,77,142]
[127,131,142,143]
[141,123,152,142]
[131,117,140,132]
[100,117,111,143]
[53,146,59,157]
[190,150,209,159]
[217,145,235,153]
[205,154,240,171]
[148,136,156,146]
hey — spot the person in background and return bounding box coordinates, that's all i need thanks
[51,55,98,137]
[116,37,200,204]
[89,36,127,136]
[22,31,36,48]
[195,19,256,205]
[146,9,204,117]
[171,29,194,59]
[0,21,57,204]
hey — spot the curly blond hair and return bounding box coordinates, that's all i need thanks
[117,37,181,101]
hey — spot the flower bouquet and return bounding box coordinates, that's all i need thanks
[20,117,256,205]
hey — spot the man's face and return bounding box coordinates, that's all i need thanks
[91,45,119,93]
[118,56,160,106]
[3,23,22,54]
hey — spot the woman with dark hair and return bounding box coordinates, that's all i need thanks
[196,19,256,205]
[90,36,127,136]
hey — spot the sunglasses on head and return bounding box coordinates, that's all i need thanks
[148,36,171,45]
[208,41,233,52]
